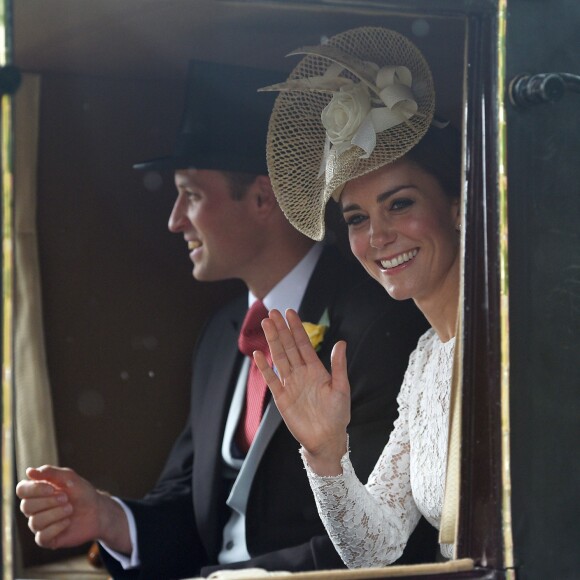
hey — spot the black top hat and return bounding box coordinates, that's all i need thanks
[133,61,280,174]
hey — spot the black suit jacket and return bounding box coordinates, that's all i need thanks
[101,246,435,579]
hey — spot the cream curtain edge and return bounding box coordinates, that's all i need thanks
[14,73,60,478]
[438,242,464,546]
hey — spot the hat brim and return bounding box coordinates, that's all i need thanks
[133,153,269,175]
[132,156,195,171]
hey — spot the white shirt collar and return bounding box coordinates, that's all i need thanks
[247,242,323,317]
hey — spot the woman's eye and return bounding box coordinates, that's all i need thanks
[390,198,414,211]
[344,214,367,227]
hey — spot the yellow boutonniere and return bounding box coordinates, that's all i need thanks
[302,308,330,352]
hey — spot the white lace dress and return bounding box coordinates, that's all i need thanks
[302,328,455,568]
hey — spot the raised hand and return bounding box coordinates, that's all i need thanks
[16,465,130,553]
[254,309,350,475]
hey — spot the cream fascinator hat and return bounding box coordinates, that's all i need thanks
[261,26,435,240]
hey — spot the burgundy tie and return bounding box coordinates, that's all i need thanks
[235,300,271,453]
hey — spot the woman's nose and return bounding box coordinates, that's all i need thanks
[369,219,395,249]
[168,195,188,233]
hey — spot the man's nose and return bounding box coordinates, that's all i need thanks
[168,195,188,233]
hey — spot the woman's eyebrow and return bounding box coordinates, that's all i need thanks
[341,184,417,213]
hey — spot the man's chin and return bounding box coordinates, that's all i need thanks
[192,266,221,283]
[192,269,208,282]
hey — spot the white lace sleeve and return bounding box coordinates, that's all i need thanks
[302,330,456,567]
[301,359,422,568]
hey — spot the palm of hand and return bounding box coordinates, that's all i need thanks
[277,361,351,455]
[256,309,351,456]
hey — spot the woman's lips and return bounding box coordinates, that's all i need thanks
[377,249,418,270]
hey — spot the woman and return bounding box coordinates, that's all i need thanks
[254,27,462,567]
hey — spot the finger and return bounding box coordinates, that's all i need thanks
[27,466,76,491]
[330,341,351,397]
[33,518,72,549]
[286,309,322,364]
[261,315,291,378]
[253,350,284,399]
[28,504,73,534]
[20,494,69,517]
[269,309,304,369]
[16,479,60,500]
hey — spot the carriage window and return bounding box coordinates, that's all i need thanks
[4,1,516,578]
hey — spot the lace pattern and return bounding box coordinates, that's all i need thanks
[302,328,455,567]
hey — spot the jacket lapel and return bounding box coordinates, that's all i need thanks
[194,300,245,558]
[298,245,343,323]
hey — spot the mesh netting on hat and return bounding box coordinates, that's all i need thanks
[266,27,435,240]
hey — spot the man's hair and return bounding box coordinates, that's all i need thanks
[221,171,260,201]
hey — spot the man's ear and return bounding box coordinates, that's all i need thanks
[251,175,277,215]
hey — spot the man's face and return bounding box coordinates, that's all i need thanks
[169,169,263,282]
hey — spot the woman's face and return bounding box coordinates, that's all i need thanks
[341,158,460,308]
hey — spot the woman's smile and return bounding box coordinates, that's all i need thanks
[377,248,419,271]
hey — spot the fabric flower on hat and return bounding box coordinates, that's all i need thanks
[321,83,372,153]
[319,63,418,172]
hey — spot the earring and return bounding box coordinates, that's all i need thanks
[456,223,462,232]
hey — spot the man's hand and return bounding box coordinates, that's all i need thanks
[16,465,131,554]
[254,309,350,475]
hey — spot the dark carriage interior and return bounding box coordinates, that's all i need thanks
[12,0,469,573]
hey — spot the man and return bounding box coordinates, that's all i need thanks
[16,61,434,579]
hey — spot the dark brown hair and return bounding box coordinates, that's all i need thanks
[221,171,259,201]
[404,123,462,200]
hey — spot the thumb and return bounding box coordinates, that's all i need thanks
[27,465,77,491]
[330,341,350,395]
